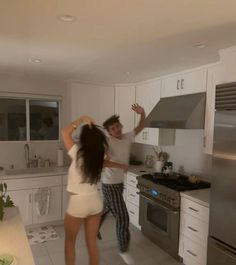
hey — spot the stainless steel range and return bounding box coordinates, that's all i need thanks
[137,172,210,260]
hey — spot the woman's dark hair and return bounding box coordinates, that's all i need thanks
[77,124,108,184]
[103,115,120,131]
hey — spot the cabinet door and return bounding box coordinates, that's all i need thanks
[126,201,141,229]
[204,65,218,154]
[8,190,33,226]
[161,75,181,98]
[32,186,62,224]
[181,68,207,95]
[115,85,135,133]
[135,82,149,140]
[135,81,160,145]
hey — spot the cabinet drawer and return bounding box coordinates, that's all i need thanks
[126,201,140,229]
[126,185,139,206]
[126,173,138,187]
[181,197,209,223]
[182,236,207,265]
[181,212,209,246]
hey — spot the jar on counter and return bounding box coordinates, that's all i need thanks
[145,155,154,168]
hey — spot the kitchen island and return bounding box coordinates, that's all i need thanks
[0,207,35,265]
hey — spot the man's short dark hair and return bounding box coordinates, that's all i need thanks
[103,115,120,131]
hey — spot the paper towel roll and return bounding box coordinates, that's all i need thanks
[57,148,64,167]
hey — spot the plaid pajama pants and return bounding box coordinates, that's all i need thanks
[101,183,130,252]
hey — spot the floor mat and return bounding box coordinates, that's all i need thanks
[27,225,59,245]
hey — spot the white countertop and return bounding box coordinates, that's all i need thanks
[0,166,68,180]
[181,188,211,207]
[128,165,155,176]
[0,207,35,265]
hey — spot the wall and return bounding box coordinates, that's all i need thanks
[69,81,115,126]
[131,130,210,181]
[0,73,70,169]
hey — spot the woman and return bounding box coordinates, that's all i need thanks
[61,116,108,265]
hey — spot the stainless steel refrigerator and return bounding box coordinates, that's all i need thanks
[208,82,236,265]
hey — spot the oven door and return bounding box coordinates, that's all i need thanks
[139,193,180,259]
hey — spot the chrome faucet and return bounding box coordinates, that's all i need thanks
[24,143,30,168]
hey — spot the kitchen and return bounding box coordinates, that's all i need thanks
[0,1,236,265]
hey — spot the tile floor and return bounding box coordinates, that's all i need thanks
[31,216,182,265]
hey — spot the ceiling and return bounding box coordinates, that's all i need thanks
[1,0,236,84]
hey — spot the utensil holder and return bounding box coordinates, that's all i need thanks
[154,161,164,172]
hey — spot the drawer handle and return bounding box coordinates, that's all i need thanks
[188,207,199,213]
[130,194,135,197]
[129,210,135,215]
[187,250,197,257]
[187,226,198,233]
[130,180,136,183]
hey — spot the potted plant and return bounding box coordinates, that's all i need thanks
[0,183,14,221]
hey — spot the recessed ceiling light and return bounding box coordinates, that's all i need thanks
[193,44,207,49]
[29,58,42,63]
[57,14,77,22]
[124,71,131,75]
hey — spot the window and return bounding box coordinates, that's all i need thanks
[30,100,59,140]
[0,98,26,141]
[0,97,60,141]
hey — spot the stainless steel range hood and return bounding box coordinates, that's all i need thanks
[145,92,206,129]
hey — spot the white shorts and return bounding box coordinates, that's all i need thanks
[66,192,103,218]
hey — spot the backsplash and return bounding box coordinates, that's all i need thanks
[131,129,211,181]
[0,142,70,170]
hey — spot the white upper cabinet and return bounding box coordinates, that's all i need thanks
[161,68,207,98]
[134,80,175,146]
[203,64,219,154]
[70,82,115,126]
[135,80,161,145]
[115,85,135,133]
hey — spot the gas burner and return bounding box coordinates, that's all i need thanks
[140,172,210,192]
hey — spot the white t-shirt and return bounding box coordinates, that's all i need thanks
[67,144,98,194]
[102,131,134,184]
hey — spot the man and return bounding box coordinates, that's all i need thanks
[100,103,145,265]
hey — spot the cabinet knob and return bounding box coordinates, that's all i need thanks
[181,79,184,89]
[177,80,180,90]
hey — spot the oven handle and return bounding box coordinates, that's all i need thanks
[139,192,179,214]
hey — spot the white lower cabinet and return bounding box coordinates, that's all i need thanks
[125,172,141,229]
[6,175,62,226]
[8,189,33,226]
[179,196,209,265]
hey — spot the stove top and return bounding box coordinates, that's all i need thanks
[139,172,211,192]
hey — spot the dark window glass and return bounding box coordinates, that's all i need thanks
[0,99,26,141]
[30,100,59,140]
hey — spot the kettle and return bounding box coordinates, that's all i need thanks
[162,161,173,175]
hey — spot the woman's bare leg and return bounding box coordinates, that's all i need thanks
[84,213,101,265]
[64,213,83,265]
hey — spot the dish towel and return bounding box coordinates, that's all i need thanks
[35,187,51,216]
